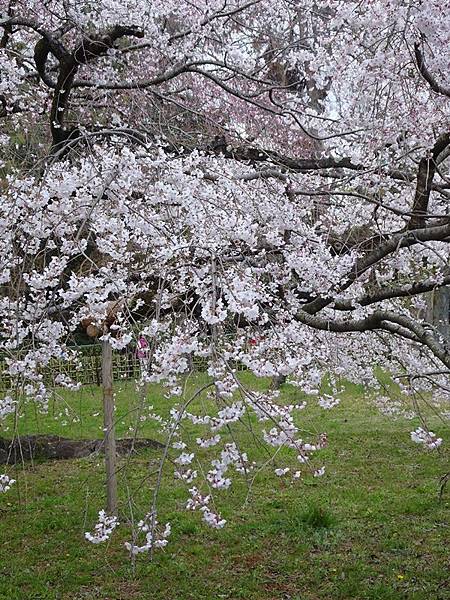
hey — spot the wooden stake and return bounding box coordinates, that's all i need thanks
[102,337,118,515]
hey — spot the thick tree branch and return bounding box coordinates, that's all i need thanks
[0,16,68,59]
[408,132,450,230]
[302,221,450,315]
[49,25,144,152]
[72,25,144,64]
[297,309,450,367]
[334,275,450,310]
[414,42,450,99]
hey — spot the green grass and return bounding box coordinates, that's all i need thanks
[0,374,449,600]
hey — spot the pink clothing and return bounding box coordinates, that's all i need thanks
[136,336,149,359]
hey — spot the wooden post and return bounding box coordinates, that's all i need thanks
[102,337,118,515]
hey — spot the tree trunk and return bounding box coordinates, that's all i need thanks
[102,338,118,515]
[272,374,287,389]
[427,287,450,342]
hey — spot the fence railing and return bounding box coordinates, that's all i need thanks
[0,345,243,392]
[0,346,133,392]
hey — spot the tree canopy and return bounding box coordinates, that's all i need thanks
[0,0,449,552]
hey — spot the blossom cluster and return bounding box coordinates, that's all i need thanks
[186,487,226,529]
[85,510,119,544]
[0,0,448,558]
[0,474,16,493]
[410,427,443,450]
[125,515,171,555]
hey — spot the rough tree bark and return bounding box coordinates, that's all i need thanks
[427,287,450,342]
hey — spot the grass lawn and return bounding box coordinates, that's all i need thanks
[0,373,449,600]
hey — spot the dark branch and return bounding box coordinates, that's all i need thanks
[297,309,450,367]
[302,220,450,315]
[408,132,450,230]
[414,42,450,98]
[0,16,68,59]
[73,25,144,64]
[334,275,450,310]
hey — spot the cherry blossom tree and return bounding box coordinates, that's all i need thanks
[0,0,449,554]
